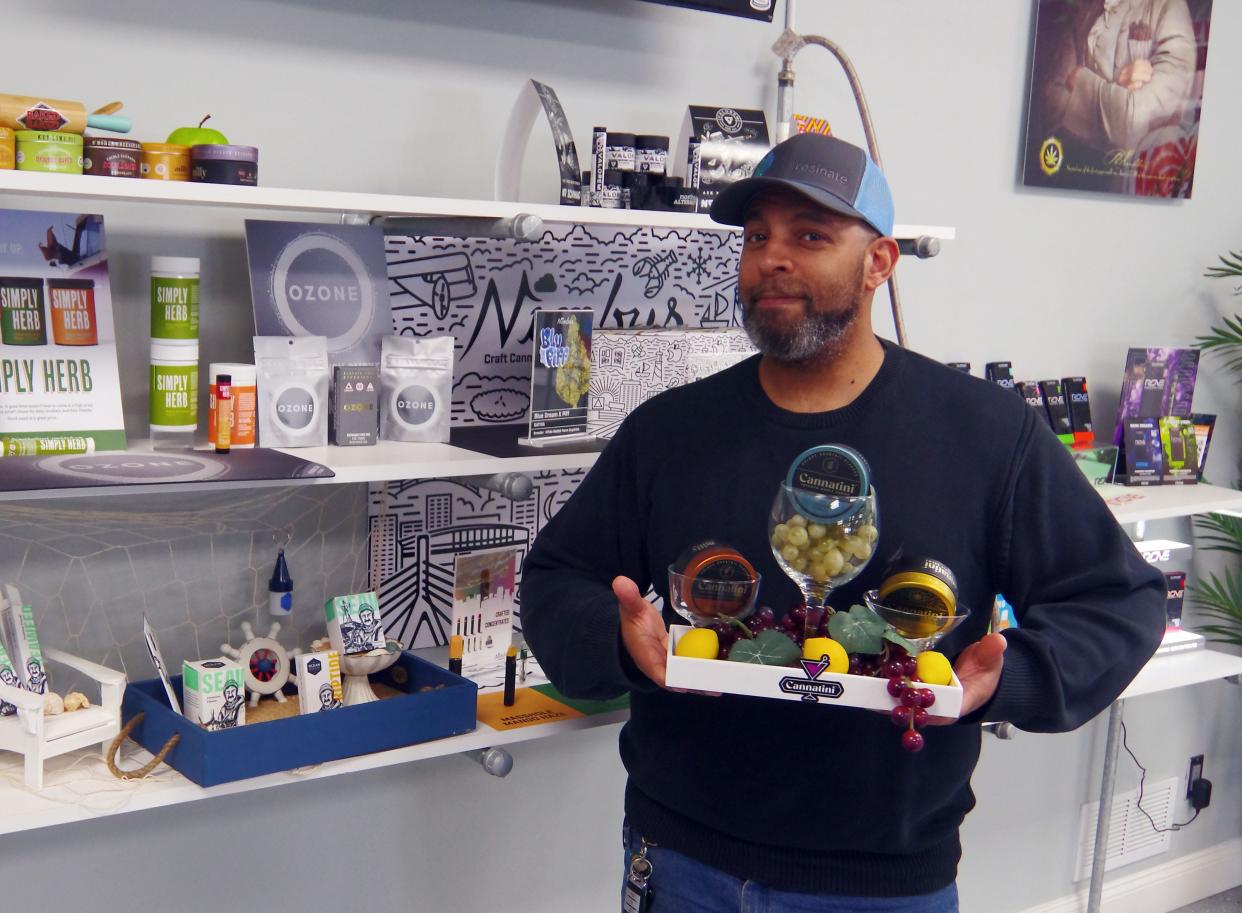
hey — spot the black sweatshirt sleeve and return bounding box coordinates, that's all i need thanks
[982,413,1166,732]
[520,419,656,700]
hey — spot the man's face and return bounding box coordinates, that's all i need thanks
[738,189,878,365]
[224,683,239,702]
[360,609,374,626]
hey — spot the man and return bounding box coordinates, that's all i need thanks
[211,681,245,730]
[1037,0,1196,152]
[521,133,1164,911]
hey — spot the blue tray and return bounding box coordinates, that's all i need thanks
[122,652,477,787]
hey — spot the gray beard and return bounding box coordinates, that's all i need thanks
[742,294,862,364]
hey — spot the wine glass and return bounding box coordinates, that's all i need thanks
[667,565,762,628]
[768,483,879,627]
[864,591,971,654]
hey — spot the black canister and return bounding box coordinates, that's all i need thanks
[598,169,625,209]
[83,137,142,178]
[190,144,259,186]
[622,172,653,210]
[604,132,636,172]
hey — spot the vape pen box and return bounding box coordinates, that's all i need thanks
[985,361,1015,390]
[331,364,378,446]
[122,652,477,786]
[1113,348,1200,446]
[295,650,343,714]
[1164,572,1186,629]
[1062,376,1094,444]
[1190,413,1216,481]
[1038,379,1073,442]
[1016,381,1051,429]
[182,658,246,730]
[325,592,387,656]
[1159,416,1199,484]
[1124,418,1163,485]
[1067,442,1118,487]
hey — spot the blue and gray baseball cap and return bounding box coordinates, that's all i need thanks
[710,133,895,237]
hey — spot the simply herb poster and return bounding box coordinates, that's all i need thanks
[0,210,126,453]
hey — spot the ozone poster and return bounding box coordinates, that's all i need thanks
[1022,0,1214,197]
[0,209,126,453]
[246,220,392,364]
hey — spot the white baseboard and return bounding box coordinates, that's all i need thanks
[1016,838,1242,913]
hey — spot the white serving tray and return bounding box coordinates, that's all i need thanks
[665,625,963,718]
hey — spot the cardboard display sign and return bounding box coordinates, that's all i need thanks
[246,220,392,365]
[524,309,592,443]
[0,209,126,453]
[451,547,518,676]
[495,79,582,206]
[675,105,770,212]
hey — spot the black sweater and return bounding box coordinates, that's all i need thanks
[520,341,1165,897]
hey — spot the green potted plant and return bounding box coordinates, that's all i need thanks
[1191,250,1242,648]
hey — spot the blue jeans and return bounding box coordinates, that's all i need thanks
[622,825,958,913]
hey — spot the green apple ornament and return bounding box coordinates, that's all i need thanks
[166,115,229,146]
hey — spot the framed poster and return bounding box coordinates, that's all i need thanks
[1022,0,1214,197]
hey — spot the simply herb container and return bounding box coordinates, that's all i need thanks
[83,136,142,178]
[0,277,48,346]
[150,256,199,343]
[14,131,83,174]
[46,278,98,346]
[149,341,199,450]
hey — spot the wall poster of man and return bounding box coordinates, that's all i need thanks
[1022,0,1213,198]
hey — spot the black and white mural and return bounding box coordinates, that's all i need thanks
[373,223,745,649]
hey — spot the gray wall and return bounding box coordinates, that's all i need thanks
[1,1,1241,911]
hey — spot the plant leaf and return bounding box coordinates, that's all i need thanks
[728,629,801,666]
[882,628,918,655]
[828,603,886,654]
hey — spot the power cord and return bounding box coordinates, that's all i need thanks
[1119,719,1203,832]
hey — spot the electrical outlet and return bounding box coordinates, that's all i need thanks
[1187,754,1205,799]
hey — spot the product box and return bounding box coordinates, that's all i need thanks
[295,650,343,714]
[331,364,378,446]
[664,625,963,718]
[1038,379,1073,443]
[1113,348,1199,447]
[1190,414,1216,481]
[122,652,477,787]
[451,548,518,676]
[1159,416,1199,484]
[1062,376,1094,444]
[325,592,387,656]
[1124,418,1163,485]
[0,637,19,716]
[182,658,246,731]
[985,361,1015,391]
[1016,381,1050,428]
[1164,571,1186,630]
[2,600,46,694]
[676,105,769,213]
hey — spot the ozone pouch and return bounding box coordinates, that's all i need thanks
[254,335,330,447]
[379,334,454,443]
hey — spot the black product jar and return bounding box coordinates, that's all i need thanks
[190,144,259,186]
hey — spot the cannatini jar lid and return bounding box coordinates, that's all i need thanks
[674,540,757,618]
[785,444,871,521]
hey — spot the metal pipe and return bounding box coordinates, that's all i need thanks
[1087,701,1126,913]
[378,213,544,241]
[782,34,908,346]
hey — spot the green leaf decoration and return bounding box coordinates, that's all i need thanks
[728,629,801,666]
[828,603,886,655]
[1188,571,1242,649]
[882,627,918,655]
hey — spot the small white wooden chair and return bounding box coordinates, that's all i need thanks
[0,647,125,790]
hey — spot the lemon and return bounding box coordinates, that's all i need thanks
[674,627,720,659]
[802,637,848,673]
[916,650,953,686]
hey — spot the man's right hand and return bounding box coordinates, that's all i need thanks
[1118,58,1154,90]
[614,576,669,688]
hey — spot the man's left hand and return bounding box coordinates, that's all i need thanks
[927,632,1006,725]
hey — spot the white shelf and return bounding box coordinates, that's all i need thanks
[0,170,956,241]
[1100,482,1242,525]
[1121,647,1242,700]
[0,701,626,837]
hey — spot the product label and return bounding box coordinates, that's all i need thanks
[275,385,316,429]
[636,148,667,174]
[605,146,636,171]
[18,104,68,132]
[0,279,48,346]
[149,362,198,428]
[48,281,97,346]
[150,277,199,339]
[394,383,437,427]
